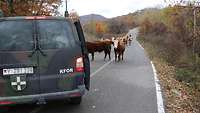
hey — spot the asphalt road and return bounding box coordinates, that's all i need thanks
[3,28,159,113]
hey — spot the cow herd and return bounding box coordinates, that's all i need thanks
[86,34,133,61]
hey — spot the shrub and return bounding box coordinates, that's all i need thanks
[176,68,195,83]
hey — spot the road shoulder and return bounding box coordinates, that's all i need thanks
[138,36,200,113]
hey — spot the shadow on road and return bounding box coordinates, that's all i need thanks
[1,104,38,113]
[1,100,85,113]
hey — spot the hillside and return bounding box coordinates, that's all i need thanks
[80,14,107,24]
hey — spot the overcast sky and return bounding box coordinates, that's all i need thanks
[60,0,167,18]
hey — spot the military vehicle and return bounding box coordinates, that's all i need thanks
[0,16,90,106]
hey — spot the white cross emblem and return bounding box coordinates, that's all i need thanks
[11,76,26,91]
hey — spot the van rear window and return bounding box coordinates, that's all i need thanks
[0,20,33,51]
[37,20,77,50]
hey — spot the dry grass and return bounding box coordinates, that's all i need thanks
[138,36,200,113]
[154,59,200,113]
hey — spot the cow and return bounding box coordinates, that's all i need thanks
[86,40,112,61]
[113,38,126,61]
[128,37,133,46]
[99,40,113,60]
[123,36,128,46]
[117,36,128,46]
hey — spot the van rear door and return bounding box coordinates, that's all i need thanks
[36,20,84,93]
[0,20,40,97]
[74,21,90,90]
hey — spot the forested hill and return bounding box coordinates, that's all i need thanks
[80,14,107,24]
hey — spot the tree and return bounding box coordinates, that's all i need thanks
[83,21,97,36]
[140,18,152,34]
[95,22,108,38]
[0,0,62,16]
[107,19,128,34]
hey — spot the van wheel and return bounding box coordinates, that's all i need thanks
[69,96,82,105]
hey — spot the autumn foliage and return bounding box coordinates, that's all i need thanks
[138,5,200,92]
[0,0,62,16]
[83,14,136,39]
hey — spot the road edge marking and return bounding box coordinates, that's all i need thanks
[151,61,165,113]
[139,43,144,50]
[136,40,144,50]
[91,58,114,78]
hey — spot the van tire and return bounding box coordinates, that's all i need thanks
[69,96,82,105]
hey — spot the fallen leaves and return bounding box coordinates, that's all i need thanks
[139,39,200,113]
[153,59,200,113]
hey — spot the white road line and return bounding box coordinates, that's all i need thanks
[139,44,144,50]
[91,58,114,78]
[151,61,165,113]
[137,41,144,50]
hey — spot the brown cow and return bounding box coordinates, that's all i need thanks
[86,40,112,61]
[123,36,128,46]
[113,38,126,61]
[99,40,113,60]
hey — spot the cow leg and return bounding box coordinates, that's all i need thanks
[109,52,111,60]
[108,46,111,60]
[118,53,121,61]
[115,53,117,61]
[104,51,107,61]
[114,50,117,61]
[91,52,94,61]
[122,51,124,60]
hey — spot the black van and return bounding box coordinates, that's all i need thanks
[0,16,90,105]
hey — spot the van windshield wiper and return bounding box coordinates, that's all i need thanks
[28,36,47,57]
[28,47,47,57]
[38,46,47,56]
[29,29,47,57]
[28,21,47,57]
[28,49,36,57]
[28,33,37,57]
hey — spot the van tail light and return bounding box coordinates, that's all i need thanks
[69,92,81,97]
[76,57,84,72]
[36,16,47,19]
[25,17,35,19]
[0,101,15,105]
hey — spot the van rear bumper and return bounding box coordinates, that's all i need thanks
[0,85,85,105]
